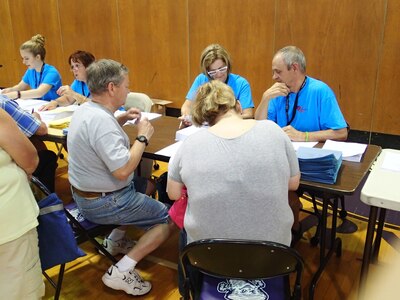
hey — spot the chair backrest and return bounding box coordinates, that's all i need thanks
[124,92,153,112]
[31,176,86,300]
[180,238,304,300]
[31,176,86,270]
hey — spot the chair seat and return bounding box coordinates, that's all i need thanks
[63,201,118,263]
[64,201,99,230]
[200,274,287,300]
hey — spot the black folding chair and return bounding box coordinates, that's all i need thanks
[179,239,304,300]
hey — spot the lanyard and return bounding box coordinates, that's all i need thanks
[35,63,45,88]
[81,83,90,98]
[285,76,307,126]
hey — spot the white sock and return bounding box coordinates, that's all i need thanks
[116,255,137,272]
[108,228,126,241]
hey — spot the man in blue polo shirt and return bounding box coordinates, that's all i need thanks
[255,46,348,238]
[255,45,348,141]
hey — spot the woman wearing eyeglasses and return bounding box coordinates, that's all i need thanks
[180,44,254,125]
[1,34,62,101]
[39,50,95,111]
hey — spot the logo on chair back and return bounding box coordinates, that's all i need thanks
[217,279,269,300]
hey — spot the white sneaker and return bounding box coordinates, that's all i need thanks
[102,265,152,296]
[101,237,136,256]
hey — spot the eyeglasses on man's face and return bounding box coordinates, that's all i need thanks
[207,66,228,77]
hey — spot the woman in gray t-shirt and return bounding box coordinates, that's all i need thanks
[167,80,300,246]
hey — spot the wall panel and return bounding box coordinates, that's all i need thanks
[118,0,188,103]
[58,0,121,85]
[373,0,400,135]
[0,0,398,136]
[188,0,275,107]
[0,0,20,87]
[7,0,64,85]
[274,0,386,132]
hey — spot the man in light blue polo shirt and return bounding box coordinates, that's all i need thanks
[255,46,348,238]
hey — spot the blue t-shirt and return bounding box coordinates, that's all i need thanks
[71,79,90,98]
[267,76,347,131]
[186,73,254,110]
[22,64,62,101]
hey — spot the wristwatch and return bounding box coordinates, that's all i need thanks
[136,135,148,146]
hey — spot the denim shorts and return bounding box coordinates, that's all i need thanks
[72,180,169,230]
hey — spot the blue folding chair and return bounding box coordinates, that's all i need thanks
[32,177,85,300]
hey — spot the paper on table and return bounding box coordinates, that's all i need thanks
[322,139,367,162]
[47,127,66,137]
[114,111,162,125]
[50,105,79,113]
[155,141,183,158]
[381,152,400,172]
[291,141,318,151]
[48,116,72,129]
[175,125,206,141]
[39,111,74,126]
[16,99,48,112]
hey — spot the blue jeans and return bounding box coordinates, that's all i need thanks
[72,180,169,230]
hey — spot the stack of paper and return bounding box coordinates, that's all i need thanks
[48,116,72,129]
[322,140,367,162]
[297,147,343,184]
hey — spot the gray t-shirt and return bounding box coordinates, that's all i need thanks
[168,120,299,246]
[68,102,133,192]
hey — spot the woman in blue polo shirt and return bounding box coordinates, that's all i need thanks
[180,44,254,125]
[39,50,95,111]
[1,34,62,101]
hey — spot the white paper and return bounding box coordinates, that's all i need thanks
[155,141,183,158]
[291,141,318,151]
[381,152,400,172]
[114,111,162,126]
[322,140,367,162]
[15,99,48,112]
[175,125,206,141]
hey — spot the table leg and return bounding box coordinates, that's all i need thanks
[309,195,342,300]
[372,208,386,263]
[359,206,378,298]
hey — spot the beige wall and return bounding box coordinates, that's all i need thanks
[0,0,399,135]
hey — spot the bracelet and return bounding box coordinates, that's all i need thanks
[305,131,309,142]
[17,91,21,99]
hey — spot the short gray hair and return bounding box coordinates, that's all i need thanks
[86,59,128,95]
[275,46,306,73]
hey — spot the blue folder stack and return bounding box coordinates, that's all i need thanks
[297,147,343,184]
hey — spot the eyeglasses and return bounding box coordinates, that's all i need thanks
[207,66,228,77]
[70,63,84,70]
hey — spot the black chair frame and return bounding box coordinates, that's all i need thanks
[179,238,304,300]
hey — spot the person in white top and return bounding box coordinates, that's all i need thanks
[0,108,44,299]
